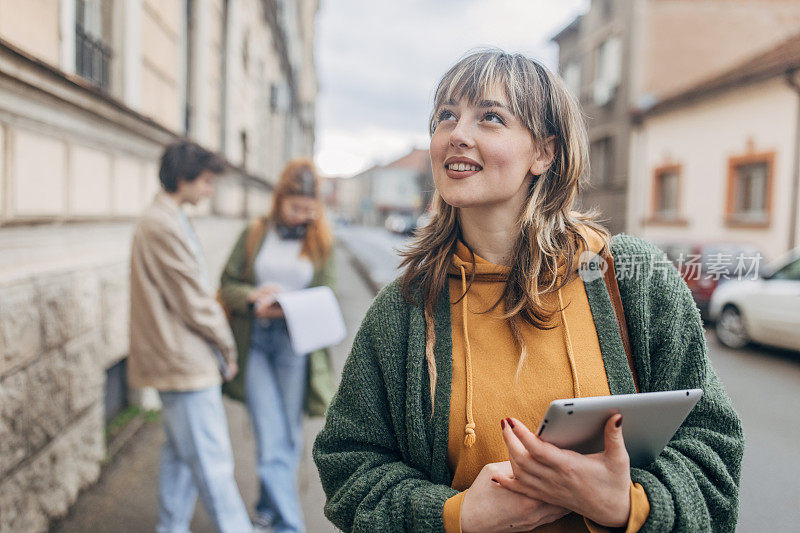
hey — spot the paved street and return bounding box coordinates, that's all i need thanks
[705,334,800,532]
[335,225,410,288]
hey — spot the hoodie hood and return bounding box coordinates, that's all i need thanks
[448,224,608,281]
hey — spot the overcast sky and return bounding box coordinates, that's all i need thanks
[313,0,589,177]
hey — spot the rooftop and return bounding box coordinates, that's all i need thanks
[636,31,800,118]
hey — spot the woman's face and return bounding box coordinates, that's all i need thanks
[430,85,547,211]
[279,195,319,226]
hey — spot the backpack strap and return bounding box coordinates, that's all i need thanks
[602,251,640,392]
[242,217,269,281]
[217,218,269,322]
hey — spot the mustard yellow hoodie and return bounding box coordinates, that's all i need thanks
[442,226,649,532]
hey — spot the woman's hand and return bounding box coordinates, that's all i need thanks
[460,461,570,533]
[254,298,284,319]
[497,415,632,528]
[222,361,238,381]
[247,283,281,304]
[249,284,285,318]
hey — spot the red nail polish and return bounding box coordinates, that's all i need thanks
[506,418,515,429]
[500,419,506,430]
[615,415,623,428]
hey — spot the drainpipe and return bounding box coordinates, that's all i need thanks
[787,69,800,251]
[220,0,229,155]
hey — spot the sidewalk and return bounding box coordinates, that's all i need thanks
[50,244,377,532]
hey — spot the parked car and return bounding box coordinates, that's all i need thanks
[415,211,434,231]
[384,213,416,235]
[709,248,800,351]
[656,241,763,319]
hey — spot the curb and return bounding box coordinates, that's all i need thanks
[336,237,381,296]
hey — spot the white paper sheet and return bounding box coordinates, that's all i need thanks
[275,286,346,354]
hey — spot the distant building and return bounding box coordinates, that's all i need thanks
[552,0,800,234]
[327,173,363,223]
[333,148,432,226]
[0,1,318,531]
[629,34,800,260]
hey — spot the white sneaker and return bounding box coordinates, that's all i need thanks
[252,513,273,533]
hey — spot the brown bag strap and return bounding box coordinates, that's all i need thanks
[217,218,268,321]
[242,218,268,281]
[602,251,640,392]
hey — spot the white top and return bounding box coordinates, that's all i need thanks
[253,227,315,291]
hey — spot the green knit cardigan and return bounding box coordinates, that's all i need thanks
[312,235,744,532]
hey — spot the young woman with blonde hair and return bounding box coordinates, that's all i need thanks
[220,159,335,533]
[313,50,744,532]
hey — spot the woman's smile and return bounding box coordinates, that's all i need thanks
[444,156,483,179]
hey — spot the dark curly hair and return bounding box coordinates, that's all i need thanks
[158,140,226,192]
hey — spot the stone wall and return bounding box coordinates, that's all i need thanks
[0,267,119,531]
[0,217,246,532]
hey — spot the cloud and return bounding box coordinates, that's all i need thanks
[316,126,430,178]
[314,0,589,176]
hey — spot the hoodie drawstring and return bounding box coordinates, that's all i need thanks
[557,286,581,398]
[459,264,477,448]
[457,265,582,449]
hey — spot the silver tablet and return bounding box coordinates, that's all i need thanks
[535,389,703,468]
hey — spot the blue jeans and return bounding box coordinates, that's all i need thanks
[246,319,308,533]
[157,386,251,533]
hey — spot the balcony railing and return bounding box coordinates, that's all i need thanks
[76,25,111,90]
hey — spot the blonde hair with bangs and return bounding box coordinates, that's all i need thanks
[399,49,609,413]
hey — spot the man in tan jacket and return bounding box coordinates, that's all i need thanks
[128,140,251,533]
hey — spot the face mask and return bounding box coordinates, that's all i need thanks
[276,223,308,240]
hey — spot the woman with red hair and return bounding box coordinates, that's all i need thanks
[220,158,334,533]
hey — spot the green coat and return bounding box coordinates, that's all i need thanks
[312,235,744,532]
[219,220,335,416]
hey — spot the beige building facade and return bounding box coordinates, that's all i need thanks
[0,1,319,531]
[629,36,800,261]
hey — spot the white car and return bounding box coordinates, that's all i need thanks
[709,249,800,352]
[384,213,415,235]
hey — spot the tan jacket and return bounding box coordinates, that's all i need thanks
[128,193,236,391]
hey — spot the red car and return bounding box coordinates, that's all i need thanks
[655,242,764,320]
